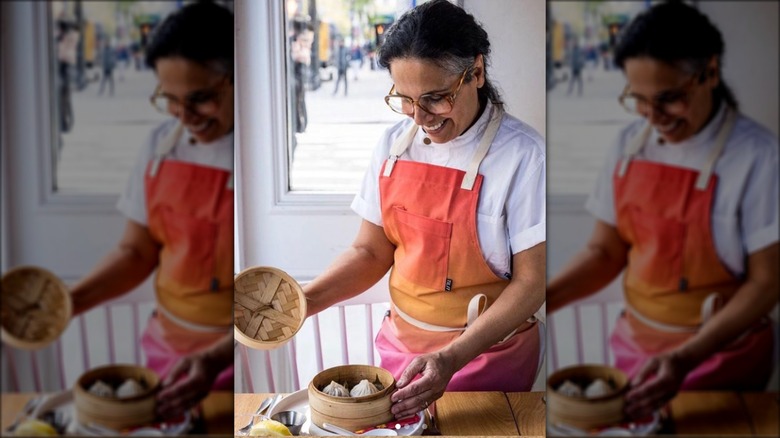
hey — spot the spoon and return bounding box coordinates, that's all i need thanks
[323,422,398,436]
[237,395,279,435]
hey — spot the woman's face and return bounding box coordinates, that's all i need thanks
[388,57,484,144]
[154,57,234,143]
[623,56,718,143]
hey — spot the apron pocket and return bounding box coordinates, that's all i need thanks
[159,208,218,295]
[393,206,452,291]
[626,206,685,291]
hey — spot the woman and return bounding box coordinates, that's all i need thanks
[303,0,546,420]
[69,2,234,419]
[547,1,778,420]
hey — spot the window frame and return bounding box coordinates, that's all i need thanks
[33,2,121,213]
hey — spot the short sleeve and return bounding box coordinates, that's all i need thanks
[351,129,394,227]
[508,149,546,254]
[740,134,779,253]
[585,123,641,225]
[116,128,158,225]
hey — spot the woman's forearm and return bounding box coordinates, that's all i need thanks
[442,243,546,371]
[304,220,395,316]
[674,243,779,369]
[70,221,159,315]
[547,221,628,313]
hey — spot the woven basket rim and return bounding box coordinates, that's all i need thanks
[234,266,306,350]
[1,265,72,349]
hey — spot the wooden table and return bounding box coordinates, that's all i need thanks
[236,391,546,436]
[668,391,779,436]
[1,391,233,436]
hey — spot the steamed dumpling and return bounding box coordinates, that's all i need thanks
[88,380,115,398]
[322,380,350,397]
[557,379,583,397]
[116,378,145,398]
[350,379,380,397]
[584,378,613,398]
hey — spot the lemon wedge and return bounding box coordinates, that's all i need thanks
[13,419,58,436]
[249,419,292,436]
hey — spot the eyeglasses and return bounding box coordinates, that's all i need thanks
[150,76,231,115]
[384,66,471,115]
[618,73,703,116]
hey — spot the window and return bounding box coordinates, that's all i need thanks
[49,1,177,195]
[284,0,406,193]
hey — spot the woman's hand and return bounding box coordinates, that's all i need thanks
[155,334,233,418]
[155,351,220,418]
[624,351,693,419]
[390,351,456,419]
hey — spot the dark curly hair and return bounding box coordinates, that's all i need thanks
[378,0,502,105]
[145,1,233,76]
[614,0,737,109]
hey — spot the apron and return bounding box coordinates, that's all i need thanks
[609,108,773,390]
[375,106,541,392]
[140,122,234,390]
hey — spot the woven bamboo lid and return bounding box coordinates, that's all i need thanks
[234,266,306,350]
[1,266,72,350]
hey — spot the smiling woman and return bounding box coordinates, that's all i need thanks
[547,0,779,423]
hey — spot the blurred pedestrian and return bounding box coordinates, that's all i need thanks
[333,38,349,96]
[567,40,584,96]
[98,38,116,96]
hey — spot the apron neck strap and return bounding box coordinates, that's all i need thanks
[149,121,184,177]
[617,107,737,191]
[382,105,505,190]
[461,105,503,190]
[383,122,419,177]
[695,107,736,190]
[617,122,652,177]
[148,122,235,190]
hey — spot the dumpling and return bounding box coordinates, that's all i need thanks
[88,380,115,398]
[557,379,583,397]
[584,378,613,398]
[116,378,145,398]
[322,380,350,397]
[350,379,380,397]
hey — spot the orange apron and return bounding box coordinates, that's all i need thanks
[140,122,233,389]
[610,109,773,390]
[375,106,541,391]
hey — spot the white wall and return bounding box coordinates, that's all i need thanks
[466,0,546,137]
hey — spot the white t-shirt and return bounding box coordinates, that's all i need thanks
[351,101,546,277]
[586,104,779,276]
[117,119,234,225]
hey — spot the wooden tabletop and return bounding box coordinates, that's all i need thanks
[1,391,233,436]
[236,391,546,436]
[668,391,779,436]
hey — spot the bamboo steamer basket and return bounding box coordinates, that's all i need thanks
[547,364,629,430]
[308,365,396,431]
[74,364,160,430]
[234,266,306,350]
[0,266,72,350]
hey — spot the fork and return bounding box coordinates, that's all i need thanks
[236,394,281,435]
[5,396,44,433]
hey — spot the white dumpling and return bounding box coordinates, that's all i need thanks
[350,379,380,397]
[116,378,145,398]
[557,379,583,397]
[88,380,115,398]
[322,380,350,397]
[584,378,613,398]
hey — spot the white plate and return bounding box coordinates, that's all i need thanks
[547,411,661,437]
[266,389,424,436]
[29,390,191,436]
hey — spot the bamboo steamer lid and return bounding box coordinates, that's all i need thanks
[1,266,72,350]
[234,266,306,350]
